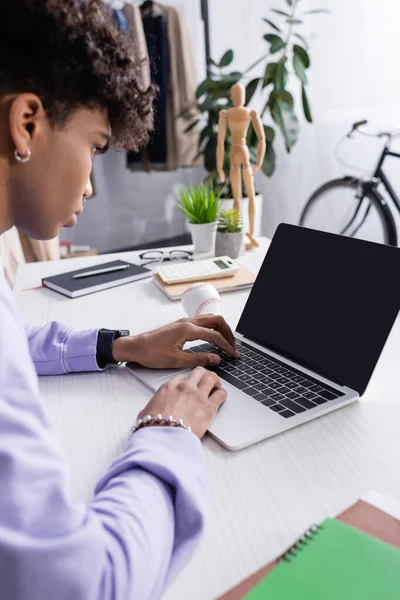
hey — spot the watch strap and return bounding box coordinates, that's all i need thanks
[96,328,130,368]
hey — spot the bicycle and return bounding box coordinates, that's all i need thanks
[299,119,400,246]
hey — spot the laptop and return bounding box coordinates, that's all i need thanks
[127,224,400,450]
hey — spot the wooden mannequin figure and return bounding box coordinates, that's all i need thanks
[217,84,266,250]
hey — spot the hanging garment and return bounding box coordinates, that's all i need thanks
[126,2,200,172]
[161,4,200,170]
[112,8,129,36]
[122,3,151,91]
[127,3,168,170]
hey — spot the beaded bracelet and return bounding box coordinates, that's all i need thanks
[130,414,192,437]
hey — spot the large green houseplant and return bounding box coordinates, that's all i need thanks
[181,0,329,197]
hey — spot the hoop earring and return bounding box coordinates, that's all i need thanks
[14,148,31,163]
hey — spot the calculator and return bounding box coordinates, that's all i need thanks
[157,256,241,284]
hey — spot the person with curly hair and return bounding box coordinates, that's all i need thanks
[0,1,238,598]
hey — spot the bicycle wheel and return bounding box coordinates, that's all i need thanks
[299,177,397,246]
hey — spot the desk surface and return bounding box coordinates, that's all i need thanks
[14,238,400,600]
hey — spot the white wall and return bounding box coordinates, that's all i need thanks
[210,0,400,238]
[268,0,400,237]
[65,0,400,250]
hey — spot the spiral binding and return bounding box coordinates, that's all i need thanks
[281,524,323,563]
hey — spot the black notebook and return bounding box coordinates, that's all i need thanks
[42,260,152,298]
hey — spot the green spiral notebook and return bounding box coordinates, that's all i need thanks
[244,518,400,599]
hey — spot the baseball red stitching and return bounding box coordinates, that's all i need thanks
[194,296,220,317]
[184,282,209,295]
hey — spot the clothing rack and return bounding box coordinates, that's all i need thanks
[107,0,212,78]
[200,0,211,76]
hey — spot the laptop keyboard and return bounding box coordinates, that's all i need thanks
[187,340,344,419]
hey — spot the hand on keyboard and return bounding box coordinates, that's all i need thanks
[188,340,342,420]
[116,314,239,369]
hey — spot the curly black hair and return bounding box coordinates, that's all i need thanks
[0,0,155,151]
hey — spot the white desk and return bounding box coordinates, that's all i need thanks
[14,238,400,600]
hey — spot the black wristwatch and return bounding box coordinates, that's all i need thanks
[96,328,130,368]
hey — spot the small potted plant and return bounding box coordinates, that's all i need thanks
[215,208,243,258]
[177,183,221,254]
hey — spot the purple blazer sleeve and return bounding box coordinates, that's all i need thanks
[1,275,208,600]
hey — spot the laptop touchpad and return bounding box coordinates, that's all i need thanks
[151,369,193,389]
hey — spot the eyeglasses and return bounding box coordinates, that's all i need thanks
[139,249,193,265]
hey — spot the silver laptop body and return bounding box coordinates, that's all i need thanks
[127,338,357,451]
[128,225,400,450]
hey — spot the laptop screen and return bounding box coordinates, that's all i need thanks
[236,224,400,395]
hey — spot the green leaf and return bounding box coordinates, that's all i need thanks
[205,79,220,92]
[293,44,310,68]
[264,125,275,143]
[285,0,293,5]
[264,33,286,53]
[183,119,200,134]
[270,96,299,152]
[245,78,260,105]
[196,80,209,98]
[283,90,294,108]
[263,33,284,45]
[272,89,294,108]
[262,142,276,177]
[293,52,307,84]
[271,39,286,53]
[302,9,331,15]
[219,71,242,87]
[210,58,219,67]
[294,33,309,49]
[301,84,312,123]
[273,60,288,91]
[247,125,258,149]
[177,183,222,224]
[219,75,240,90]
[263,18,281,32]
[263,62,278,88]
[219,49,234,68]
[218,209,242,233]
[286,18,303,24]
[198,95,216,112]
[271,9,291,17]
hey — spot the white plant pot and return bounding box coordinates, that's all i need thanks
[220,194,263,238]
[188,222,218,254]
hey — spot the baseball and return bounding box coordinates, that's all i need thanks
[181,282,221,318]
